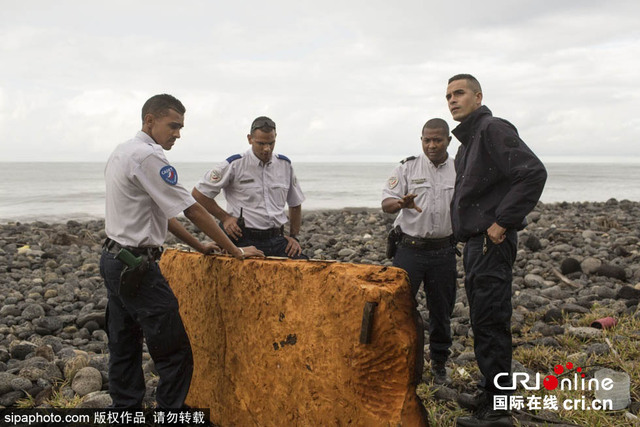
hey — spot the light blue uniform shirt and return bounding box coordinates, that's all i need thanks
[105,131,195,247]
[382,153,455,239]
[196,149,305,230]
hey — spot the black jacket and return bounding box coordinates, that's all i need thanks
[451,106,547,242]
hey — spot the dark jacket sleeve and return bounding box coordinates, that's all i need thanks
[484,120,547,229]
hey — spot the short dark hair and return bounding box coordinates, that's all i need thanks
[422,118,449,135]
[250,116,276,134]
[448,74,482,94]
[141,94,186,121]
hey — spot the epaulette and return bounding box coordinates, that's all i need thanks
[400,156,416,164]
[226,154,242,163]
[276,154,291,163]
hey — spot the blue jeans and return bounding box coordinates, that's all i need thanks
[393,244,457,362]
[100,250,193,408]
[463,230,517,396]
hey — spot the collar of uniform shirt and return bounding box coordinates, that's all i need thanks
[422,152,451,169]
[247,148,272,167]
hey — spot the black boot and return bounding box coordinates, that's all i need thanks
[456,401,513,427]
[431,359,450,385]
[457,391,486,411]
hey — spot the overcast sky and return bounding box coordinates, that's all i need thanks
[1,0,639,163]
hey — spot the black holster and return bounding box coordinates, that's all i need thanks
[118,256,150,297]
[386,226,402,259]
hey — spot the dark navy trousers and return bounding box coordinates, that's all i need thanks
[393,244,457,362]
[100,251,193,408]
[234,234,308,259]
[463,230,517,396]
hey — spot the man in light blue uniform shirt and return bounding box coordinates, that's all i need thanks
[193,116,306,258]
[382,118,457,385]
[101,94,263,409]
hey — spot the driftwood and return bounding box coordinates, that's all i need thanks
[551,268,580,288]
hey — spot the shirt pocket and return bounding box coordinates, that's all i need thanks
[269,184,289,208]
[408,183,432,208]
[239,182,263,206]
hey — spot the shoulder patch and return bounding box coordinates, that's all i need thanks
[387,175,399,189]
[159,165,178,186]
[226,154,242,163]
[276,154,291,163]
[400,156,416,164]
[209,169,223,183]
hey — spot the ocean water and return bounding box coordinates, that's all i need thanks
[1,161,640,223]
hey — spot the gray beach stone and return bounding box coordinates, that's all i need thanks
[77,311,105,329]
[10,376,32,391]
[337,248,356,257]
[585,343,610,356]
[0,372,17,395]
[530,337,560,347]
[567,326,603,340]
[595,264,627,281]
[71,366,102,397]
[592,286,617,299]
[9,341,37,360]
[21,303,45,320]
[78,391,113,408]
[0,304,22,317]
[0,390,25,406]
[581,257,602,274]
[524,274,545,287]
[35,345,55,362]
[560,303,590,314]
[543,308,564,323]
[33,316,64,335]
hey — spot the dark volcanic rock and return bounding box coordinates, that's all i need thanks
[524,235,542,252]
[617,286,640,300]
[595,264,627,281]
[543,308,564,324]
[560,258,581,275]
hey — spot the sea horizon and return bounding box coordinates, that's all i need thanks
[2,160,640,224]
[3,155,640,164]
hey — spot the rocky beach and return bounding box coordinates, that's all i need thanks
[1,200,639,423]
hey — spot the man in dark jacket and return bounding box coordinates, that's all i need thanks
[446,74,547,427]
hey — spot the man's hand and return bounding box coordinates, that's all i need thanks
[399,194,423,212]
[238,246,265,259]
[487,222,507,244]
[222,216,243,240]
[198,242,221,254]
[284,236,302,257]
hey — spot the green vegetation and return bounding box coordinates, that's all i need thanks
[423,312,640,426]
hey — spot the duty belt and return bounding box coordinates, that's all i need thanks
[399,234,454,251]
[103,238,163,261]
[242,226,284,240]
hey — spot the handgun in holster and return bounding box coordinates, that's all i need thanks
[386,225,402,259]
[116,248,150,297]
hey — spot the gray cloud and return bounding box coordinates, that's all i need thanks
[1,0,639,162]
